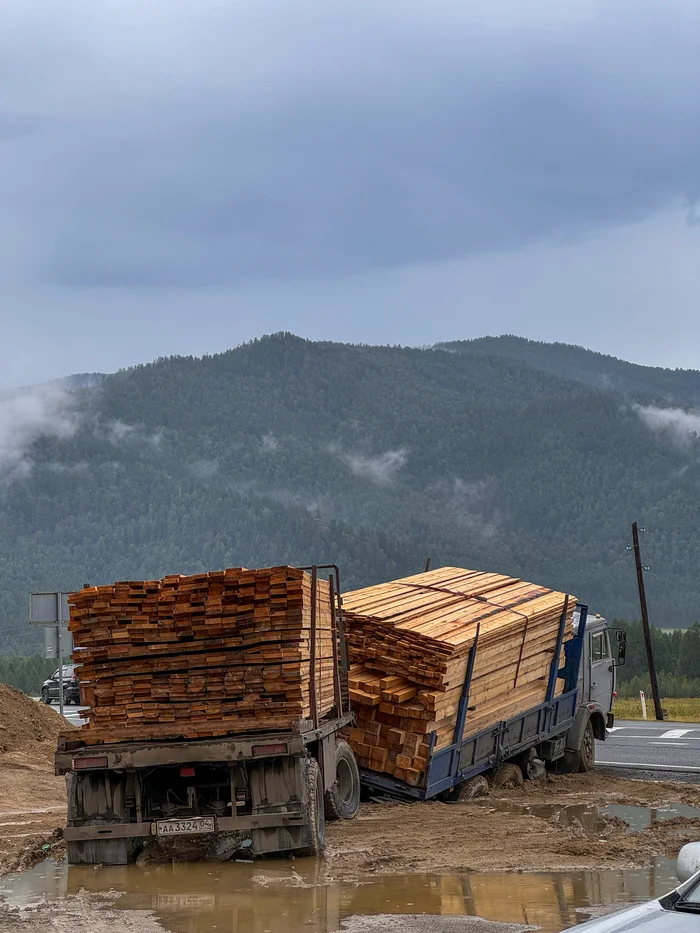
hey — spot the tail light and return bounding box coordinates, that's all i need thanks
[252,743,288,757]
[74,756,108,770]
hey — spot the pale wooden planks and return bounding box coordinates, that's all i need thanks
[342,566,575,788]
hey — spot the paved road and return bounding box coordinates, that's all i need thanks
[597,719,700,782]
[61,705,89,727]
[33,698,88,727]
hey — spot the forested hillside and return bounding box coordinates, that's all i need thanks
[3,333,700,652]
[440,336,700,406]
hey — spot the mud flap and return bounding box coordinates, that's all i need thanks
[67,838,130,866]
[565,707,590,753]
[66,771,131,866]
[248,757,315,855]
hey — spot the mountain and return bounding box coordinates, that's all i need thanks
[438,336,700,407]
[2,333,700,653]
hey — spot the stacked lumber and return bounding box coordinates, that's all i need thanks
[66,567,339,746]
[342,567,576,788]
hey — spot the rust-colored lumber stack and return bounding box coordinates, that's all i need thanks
[342,567,576,787]
[67,566,338,746]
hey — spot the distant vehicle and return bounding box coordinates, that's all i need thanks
[41,666,80,705]
[573,843,700,931]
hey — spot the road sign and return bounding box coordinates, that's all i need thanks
[29,592,70,625]
[44,625,73,659]
[29,590,73,715]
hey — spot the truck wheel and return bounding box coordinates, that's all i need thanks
[578,720,595,772]
[324,740,361,821]
[297,758,325,856]
[514,748,539,781]
[493,763,524,788]
[458,775,489,800]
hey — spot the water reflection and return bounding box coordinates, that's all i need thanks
[475,799,700,835]
[0,856,680,933]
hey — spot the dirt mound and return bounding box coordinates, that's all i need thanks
[0,684,69,758]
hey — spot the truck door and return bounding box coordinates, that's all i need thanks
[588,628,614,714]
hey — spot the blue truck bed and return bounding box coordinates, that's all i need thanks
[360,603,589,800]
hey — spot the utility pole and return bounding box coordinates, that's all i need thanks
[631,522,664,721]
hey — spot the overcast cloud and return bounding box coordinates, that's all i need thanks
[1,0,699,386]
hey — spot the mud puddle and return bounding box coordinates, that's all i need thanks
[0,856,681,933]
[475,799,700,834]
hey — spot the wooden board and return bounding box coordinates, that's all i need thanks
[69,566,342,744]
[341,566,576,788]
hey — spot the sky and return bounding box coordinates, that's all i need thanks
[1,0,699,388]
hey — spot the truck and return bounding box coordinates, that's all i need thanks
[55,565,363,865]
[358,605,626,802]
[56,577,624,863]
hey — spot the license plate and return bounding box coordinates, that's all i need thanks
[155,817,215,837]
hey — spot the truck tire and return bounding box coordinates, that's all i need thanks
[324,740,361,821]
[551,718,596,774]
[297,758,325,857]
[514,748,539,781]
[439,774,490,803]
[458,775,489,800]
[493,763,524,788]
[578,719,595,772]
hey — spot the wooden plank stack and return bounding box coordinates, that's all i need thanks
[66,566,338,746]
[342,567,576,787]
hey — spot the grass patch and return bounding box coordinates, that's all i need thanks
[613,697,700,722]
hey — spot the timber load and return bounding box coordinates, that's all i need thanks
[66,566,340,746]
[342,567,576,788]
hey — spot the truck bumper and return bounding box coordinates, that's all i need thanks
[65,811,308,843]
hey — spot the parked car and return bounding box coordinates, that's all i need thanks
[575,843,700,931]
[41,666,80,705]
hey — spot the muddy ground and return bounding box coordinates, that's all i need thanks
[2,686,700,931]
[0,687,71,877]
[323,772,700,878]
[3,762,700,880]
[3,759,700,932]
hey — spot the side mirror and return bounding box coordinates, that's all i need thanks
[612,629,627,666]
[678,842,700,883]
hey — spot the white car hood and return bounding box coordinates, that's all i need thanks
[577,899,695,932]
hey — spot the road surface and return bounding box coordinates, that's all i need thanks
[61,705,89,727]
[598,719,700,782]
[32,698,88,728]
